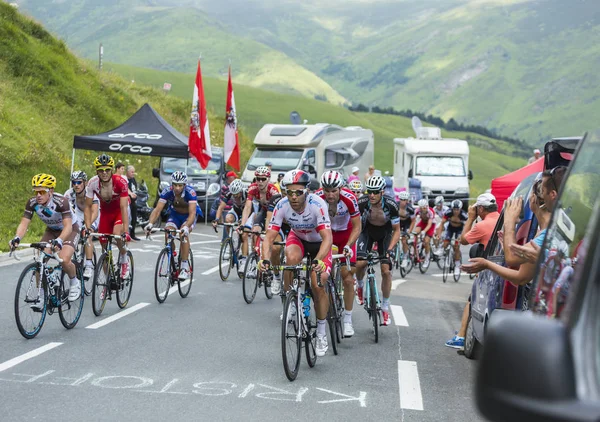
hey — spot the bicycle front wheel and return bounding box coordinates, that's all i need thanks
[442,250,451,283]
[14,263,47,339]
[369,278,379,343]
[264,271,273,299]
[327,281,339,355]
[116,250,134,309]
[219,238,233,281]
[242,253,259,304]
[154,248,171,303]
[92,253,109,316]
[454,252,462,282]
[178,249,194,298]
[305,294,317,368]
[58,266,84,329]
[281,291,301,381]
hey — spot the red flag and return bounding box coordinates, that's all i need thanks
[224,66,240,171]
[189,59,212,168]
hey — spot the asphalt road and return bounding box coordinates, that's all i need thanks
[0,225,486,422]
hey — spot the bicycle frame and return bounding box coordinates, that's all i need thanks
[362,255,383,312]
[278,260,312,333]
[12,243,63,306]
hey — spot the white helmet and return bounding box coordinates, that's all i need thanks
[398,191,410,200]
[365,175,386,191]
[348,179,363,193]
[418,199,428,208]
[229,179,244,195]
[435,196,444,206]
[171,171,188,184]
[320,170,344,189]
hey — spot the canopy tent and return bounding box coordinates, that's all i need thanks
[491,158,544,211]
[72,103,190,166]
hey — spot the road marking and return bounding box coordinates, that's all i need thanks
[392,279,406,289]
[85,303,150,330]
[0,343,62,373]
[397,360,424,411]
[190,240,222,245]
[191,233,219,238]
[163,279,191,297]
[201,263,226,275]
[390,305,409,327]
[430,274,444,277]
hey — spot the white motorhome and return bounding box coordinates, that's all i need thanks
[242,123,374,185]
[393,123,473,205]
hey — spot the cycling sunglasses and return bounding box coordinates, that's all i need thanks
[71,180,84,185]
[33,189,49,195]
[286,189,306,197]
[97,168,112,173]
[366,189,383,195]
[256,177,268,182]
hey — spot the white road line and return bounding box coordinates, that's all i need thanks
[190,240,222,245]
[191,233,219,238]
[85,303,151,330]
[163,279,191,297]
[397,360,424,411]
[390,305,409,327]
[201,263,226,275]
[392,279,406,289]
[430,274,444,277]
[0,343,62,373]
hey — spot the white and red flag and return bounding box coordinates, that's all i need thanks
[224,66,240,171]
[189,58,212,168]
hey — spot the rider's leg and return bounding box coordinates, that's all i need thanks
[283,244,302,293]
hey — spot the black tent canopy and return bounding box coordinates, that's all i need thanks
[72,103,190,160]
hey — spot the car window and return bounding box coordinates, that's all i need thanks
[531,131,600,319]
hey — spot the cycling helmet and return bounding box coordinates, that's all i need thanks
[451,199,463,209]
[171,171,188,184]
[320,170,344,189]
[398,191,410,200]
[94,153,114,169]
[417,199,429,208]
[348,179,363,193]
[282,169,310,187]
[31,173,56,189]
[434,196,444,206]
[71,171,88,182]
[229,179,244,195]
[365,175,386,191]
[255,166,271,178]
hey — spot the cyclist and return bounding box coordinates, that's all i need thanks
[259,170,333,357]
[397,191,415,269]
[64,171,99,280]
[263,191,289,295]
[432,195,448,254]
[315,170,362,336]
[145,171,198,281]
[9,174,81,305]
[410,198,435,269]
[356,175,401,326]
[435,200,468,277]
[84,154,131,279]
[348,179,363,198]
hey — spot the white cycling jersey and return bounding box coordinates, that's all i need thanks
[314,187,359,232]
[64,188,100,228]
[269,193,331,242]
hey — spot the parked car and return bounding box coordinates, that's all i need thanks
[476,130,600,422]
[464,137,582,359]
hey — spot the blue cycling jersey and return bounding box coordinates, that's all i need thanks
[159,185,203,217]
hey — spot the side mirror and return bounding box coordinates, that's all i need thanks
[152,168,160,178]
[469,170,474,180]
[408,169,413,178]
[476,312,593,422]
[304,164,317,178]
[469,243,485,258]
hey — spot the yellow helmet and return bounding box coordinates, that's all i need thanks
[31,173,57,189]
[94,153,115,169]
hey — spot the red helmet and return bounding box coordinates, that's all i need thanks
[282,169,310,187]
[255,166,271,178]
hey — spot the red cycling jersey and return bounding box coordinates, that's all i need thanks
[86,175,129,234]
[247,182,280,211]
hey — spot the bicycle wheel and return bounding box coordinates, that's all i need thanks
[14,263,47,339]
[178,249,194,298]
[242,252,259,304]
[281,291,301,381]
[327,281,339,355]
[219,238,233,281]
[264,271,274,299]
[305,294,317,368]
[58,265,84,329]
[442,249,451,283]
[116,250,134,309]
[154,248,171,303]
[369,278,379,343]
[418,247,429,274]
[334,269,344,343]
[92,253,109,316]
[453,252,462,282]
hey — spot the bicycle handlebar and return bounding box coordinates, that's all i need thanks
[146,228,188,243]
[332,253,351,271]
[10,243,63,263]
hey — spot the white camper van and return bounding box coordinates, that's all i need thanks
[242,123,374,185]
[393,120,473,206]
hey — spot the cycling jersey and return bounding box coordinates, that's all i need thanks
[434,205,449,220]
[247,182,279,211]
[64,188,99,228]
[314,187,359,231]
[443,208,468,226]
[357,194,400,227]
[222,188,247,215]
[414,207,435,222]
[23,194,72,231]
[86,175,129,213]
[269,194,331,242]
[219,183,233,212]
[398,203,415,232]
[159,185,200,216]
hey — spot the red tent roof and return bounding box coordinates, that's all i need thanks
[491,158,544,211]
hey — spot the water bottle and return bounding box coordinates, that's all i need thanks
[302,292,311,318]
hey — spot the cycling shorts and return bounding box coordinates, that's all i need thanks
[286,230,332,275]
[41,223,80,249]
[444,225,463,241]
[332,230,356,265]
[357,223,392,268]
[416,220,435,238]
[98,208,123,235]
[399,218,412,233]
[226,206,244,223]
[166,211,196,230]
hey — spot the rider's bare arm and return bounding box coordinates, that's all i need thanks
[120,196,129,233]
[347,215,362,247]
[147,201,165,226]
[84,196,94,229]
[184,201,197,228]
[241,199,253,226]
[14,217,30,240]
[315,228,333,262]
[261,229,278,262]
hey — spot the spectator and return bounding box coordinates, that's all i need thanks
[528,148,542,164]
[364,165,375,182]
[126,165,140,241]
[265,161,273,173]
[445,193,500,349]
[115,162,125,176]
[347,166,360,183]
[274,172,285,192]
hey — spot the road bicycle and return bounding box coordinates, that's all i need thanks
[214,222,242,281]
[395,234,413,277]
[90,234,134,316]
[241,229,273,304]
[357,252,386,343]
[442,237,462,283]
[148,228,194,303]
[11,242,84,339]
[327,250,350,355]
[408,232,430,274]
[73,233,97,296]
